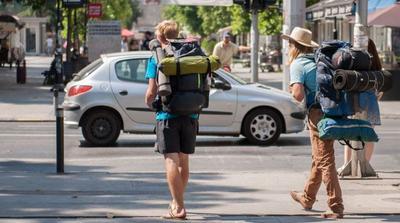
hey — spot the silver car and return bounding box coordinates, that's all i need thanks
[63,51,305,146]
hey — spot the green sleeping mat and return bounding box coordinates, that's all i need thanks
[159,55,221,76]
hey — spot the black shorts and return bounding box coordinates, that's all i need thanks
[155,116,198,154]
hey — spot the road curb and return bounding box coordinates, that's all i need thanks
[0,119,55,122]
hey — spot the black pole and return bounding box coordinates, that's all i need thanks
[55,0,64,174]
[333,16,338,40]
[83,0,88,55]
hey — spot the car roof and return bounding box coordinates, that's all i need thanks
[101,51,152,61]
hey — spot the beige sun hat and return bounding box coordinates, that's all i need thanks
[282,27,319,48]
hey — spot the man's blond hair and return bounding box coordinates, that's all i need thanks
[155,20,179,40]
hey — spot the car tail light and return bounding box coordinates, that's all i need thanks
[68,85,92,97]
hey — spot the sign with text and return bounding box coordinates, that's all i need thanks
[88,3,102,18]
[87,21,121,62]
[62,0,84,8]
[161,0,232,6]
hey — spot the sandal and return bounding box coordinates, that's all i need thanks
[162,203,187,220]
[321,211,344,219]
[162,210,187,220]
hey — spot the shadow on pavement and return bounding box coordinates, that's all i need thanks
[0,160,260,218]
[0,69,55,105]
[78,135,310,148]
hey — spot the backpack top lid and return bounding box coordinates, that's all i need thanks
[168,39,205,58]
[315,40,352,63]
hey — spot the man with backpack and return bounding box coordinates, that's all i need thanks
[145,20,205,220]
[283,27,344,219]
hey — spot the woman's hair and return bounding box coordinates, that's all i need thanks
[288,39,314,64]
[155,20,179,42]
[368,38,382,70]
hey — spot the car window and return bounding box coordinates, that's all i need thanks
[115,59,148,83]
[73,58,103,81]
[217,69,248,85]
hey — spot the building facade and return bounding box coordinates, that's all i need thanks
[306,0,400,69]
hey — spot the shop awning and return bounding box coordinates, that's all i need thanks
[0,15,24,31]
[121,28,134,37]
[306,0,398,21]
[306,0,355,21]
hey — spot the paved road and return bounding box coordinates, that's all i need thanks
[0,120,399,173]
[0,121,399,222]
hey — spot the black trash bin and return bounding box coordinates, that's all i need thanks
[63,61,74,83]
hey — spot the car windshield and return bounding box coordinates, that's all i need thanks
[73,58,103,81]
[218,69,248,85]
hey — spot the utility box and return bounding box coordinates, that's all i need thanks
[87,20,121,62]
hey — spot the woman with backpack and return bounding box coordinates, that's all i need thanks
[337,38,383,173]
[283,27,344,219]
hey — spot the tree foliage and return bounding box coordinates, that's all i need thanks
[163,2,284,38]
[14,0,140,29]
[306,0,320,7]
[163,5,204,36]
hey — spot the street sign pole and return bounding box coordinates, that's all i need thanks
[55,0,64,174]
[282,0,305,92]
[250,7,259,83]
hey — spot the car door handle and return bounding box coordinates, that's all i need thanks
[119,90,128,96]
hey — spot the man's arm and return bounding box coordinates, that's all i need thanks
[290,83,305,103]
[145,79,157,108]
[238,45,251,52]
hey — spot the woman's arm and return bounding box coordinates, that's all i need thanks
[290,83,305,103]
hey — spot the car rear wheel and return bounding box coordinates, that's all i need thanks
[81,109,121,146]
[243,108,283,145]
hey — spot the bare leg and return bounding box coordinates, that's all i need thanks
[164,153,186,216]
[364,142,374,162]
[178,153,190,191]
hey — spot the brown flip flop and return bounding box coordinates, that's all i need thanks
[161,210,187,220]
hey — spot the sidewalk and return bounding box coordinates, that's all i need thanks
[0,57,399,121]
[0,56,58,121]
[0,170,399,221]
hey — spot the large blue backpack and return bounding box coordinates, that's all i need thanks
[315,40,379,148]
[314,40,356,117]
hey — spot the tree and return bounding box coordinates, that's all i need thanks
[258,0,283,35]
[163,5,204,36]
[197,6,231,37]
[163,2,284,38]
[306,0,320,7]
[230,5,251,35]
[15,0,140,29]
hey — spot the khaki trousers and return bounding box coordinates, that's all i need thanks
[303,108,344,213]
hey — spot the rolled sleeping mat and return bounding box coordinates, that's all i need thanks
[149,39,172,96]
[159,55,221,76]
[333,69,392,92]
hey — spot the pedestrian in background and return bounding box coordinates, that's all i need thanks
[145,20,197,220]
[283,27,344,219]
[141,31,153,51]
[46,36,53,56]
[338,38,383,172]
[212,32,250,72]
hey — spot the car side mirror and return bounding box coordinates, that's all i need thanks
[212,79,231,90]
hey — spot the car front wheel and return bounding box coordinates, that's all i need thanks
[243,108,283,145]
[81,109,121,146]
